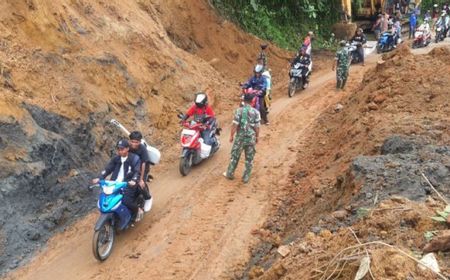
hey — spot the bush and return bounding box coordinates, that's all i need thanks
[211,0,341,50]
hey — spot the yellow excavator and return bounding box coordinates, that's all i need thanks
[340,0,422,33]
[341,0,422,23]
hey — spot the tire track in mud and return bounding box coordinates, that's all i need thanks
[5,63,363,280]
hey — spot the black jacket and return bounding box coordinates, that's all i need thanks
[99,152,141,182]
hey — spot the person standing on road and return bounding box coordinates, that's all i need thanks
[223,94,261,184]
[409,11,417,39]
[333,40,351,90]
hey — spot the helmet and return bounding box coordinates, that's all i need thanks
[339,40,346,47]
[194,92,208,108]
[308,31,314,36]
[442,10,447,16]
[260,43,268,50]
[254,64,264,74]
[434,4,439,8]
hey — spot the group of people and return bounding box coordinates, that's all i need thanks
[92,132,153,223]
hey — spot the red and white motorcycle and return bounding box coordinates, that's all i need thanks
[177,115,220,176]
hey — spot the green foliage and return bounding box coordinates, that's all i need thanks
[211,0,341,50]
[431,205,450,223]
[421,0,448,11]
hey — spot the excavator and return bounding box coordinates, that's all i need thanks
[341,0,422,30]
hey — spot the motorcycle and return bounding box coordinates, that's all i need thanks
[90,180,144,261]
[288,61,310,98]
[435,26,446,43]
[376,32,400,53]
[178,115,220,176]
[412,25,432,48]
[347,41,363,64]
[240,87,260,109]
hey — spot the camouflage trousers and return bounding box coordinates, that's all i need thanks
[226,138,256,181]
[336,66,349,89]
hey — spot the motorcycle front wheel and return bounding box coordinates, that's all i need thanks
[179,153,193,176]
[288,77,297,98]
[92,221,115,261]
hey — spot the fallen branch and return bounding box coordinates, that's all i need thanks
[421,172,448,205]
[349,228,374,280]
[320,241,448,280]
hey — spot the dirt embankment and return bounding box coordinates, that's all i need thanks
[241,45,450,279]
[0,0,291,275]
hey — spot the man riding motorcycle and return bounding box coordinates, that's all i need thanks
[182,92,218,149]
[92,139,143,222]
[290,49,312,89]
[436,10,450,38]
[242,64,269,125]
[350,28,367,66]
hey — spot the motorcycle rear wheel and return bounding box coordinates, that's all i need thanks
[179,153,193,176]
[288,78,297,98]
[92,221,115,261]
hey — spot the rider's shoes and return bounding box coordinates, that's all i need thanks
[144,197,153,212]
[223,172,235,180]
[135,208,144,222]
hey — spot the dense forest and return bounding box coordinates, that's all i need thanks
[211,0,341,49]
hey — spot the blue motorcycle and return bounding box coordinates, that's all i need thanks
[90,180,143,261]
[377,32,396,53]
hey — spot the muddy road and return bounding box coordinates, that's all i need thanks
[6,41,446,280]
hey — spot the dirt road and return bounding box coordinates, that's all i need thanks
[6,57,373,280]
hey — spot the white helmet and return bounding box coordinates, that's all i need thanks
[254,64,264,73]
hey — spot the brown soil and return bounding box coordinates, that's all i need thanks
[2,0,449,279]
[239,44,450,279]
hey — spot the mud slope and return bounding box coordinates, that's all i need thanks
[0,0,290,275]
[241,45,450,279]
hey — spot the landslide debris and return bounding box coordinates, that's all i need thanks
[0,0,289,275]
[239,45,450,279]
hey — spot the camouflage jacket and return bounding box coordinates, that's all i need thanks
[335,47,350,69]
[233,104,261,144]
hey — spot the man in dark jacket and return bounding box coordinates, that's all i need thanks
[351,28,367,66]
[129,131,153,213]
[92,139,144,222]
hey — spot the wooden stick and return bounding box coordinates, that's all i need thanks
[321,241,448,280]
[421,172,449,205]
[349,228,375,280]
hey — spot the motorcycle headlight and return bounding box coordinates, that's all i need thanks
[103,186,115,195]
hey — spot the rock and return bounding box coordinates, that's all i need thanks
[423,233,450,253]
[390,195,407,204]
[68,169,79,177]
[334,103,344,112]
[332,210,347,220]
[277,245,291,258]
[248,266,264,279]
[313,188,323,198]
[373,94,387,104]
[298,242,309,253]
[311,226,322,234]
[418,253,441,273]
[319,229,333,239]
[368,102,378,111]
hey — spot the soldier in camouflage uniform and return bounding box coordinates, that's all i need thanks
[332,40,351,90]
[223,94,261,184]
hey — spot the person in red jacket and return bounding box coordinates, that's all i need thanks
[183,92,218,147]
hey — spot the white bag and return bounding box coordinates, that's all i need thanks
[199,139,211,159]
[144,142,161,165]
